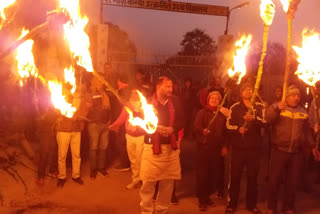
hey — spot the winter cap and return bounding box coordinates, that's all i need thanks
[240,82,254,93]
[286,85,300,97]
[207,91,222,103]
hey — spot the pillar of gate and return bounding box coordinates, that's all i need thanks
[215,34,234,80]
[81,0,109,74]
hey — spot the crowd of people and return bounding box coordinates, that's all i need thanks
[5,63,320,214]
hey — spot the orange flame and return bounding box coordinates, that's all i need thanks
[228,35,252,84]
[279,0,291,12]
[15,29,38,85]
[293,30,320,86]
[64,66,76,94]
[260,0,275,26]
[125,91,158,134]
[0,0,15,30]
[48,81,76,118]
[59,0,93,72]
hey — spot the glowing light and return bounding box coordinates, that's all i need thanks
[260,0,275,26]
[228,34,252,84]
[125,91,158,134]
[15,29,37,85]
[293,29,320,87]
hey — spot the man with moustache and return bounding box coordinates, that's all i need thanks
[266,85,314,214]
[139,76,184,214]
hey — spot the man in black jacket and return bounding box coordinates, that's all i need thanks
[265,85,314,214]
[226,82,266,214]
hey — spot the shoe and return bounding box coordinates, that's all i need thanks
[171,195,179,205]
[126,181,141,189]
[225,207,235,214]
[72,177,84,185]
[57,179,66,188]
[265,209,275,214]
[113,166,130,172]
[98,168,109,176]
[199,203,207,211]
[315,176,320,184]
[90,170,97,179]
[249,208,263,214]
[282,210,294,214]
[217,192,224,199]
[36,178,44,186]
[48,170,58,178]
[207,199,216,207]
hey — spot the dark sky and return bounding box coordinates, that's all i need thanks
[102,0,320,54]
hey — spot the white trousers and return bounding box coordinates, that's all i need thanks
[126,134,144,184]
[57,132,81,179]
[140,179,174,214]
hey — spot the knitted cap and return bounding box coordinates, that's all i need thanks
[207,91,222,103]
[240,82,254,93]
[286,85,300,97]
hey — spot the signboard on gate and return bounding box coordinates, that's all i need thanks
[102,0,229,17]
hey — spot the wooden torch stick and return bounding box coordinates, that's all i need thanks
[282,18,292,101]
[207,89,230,128]
[243,25,270,128]
[92,70,126,106]
[0,22,49,59]
[311,87,320,151]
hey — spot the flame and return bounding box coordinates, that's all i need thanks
[260,0,275,26]
[64,66,76,94]
[228,35,252,84]
[293,30,320,86]
[279,0,291,12]
[0,0,15,29]
[15,29,37,84]
[125,91,158,134]
[59,0,93,72]
[48,81,76,118]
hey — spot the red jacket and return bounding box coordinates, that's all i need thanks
[111,107,145,137]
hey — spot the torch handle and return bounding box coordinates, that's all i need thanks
[92,71,126,106]
[207,90,230,129]
[282,18,292,102]
[243,25,269,128]
[311,87,320,150]
[0,22,49,60]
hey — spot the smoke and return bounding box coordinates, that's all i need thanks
[80,0,100,26]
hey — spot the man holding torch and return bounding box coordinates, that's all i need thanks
[139,76,184,214]
[265,85,314,214]
[226,82,266,214]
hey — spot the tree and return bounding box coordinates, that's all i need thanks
[246,42,297,75]
[178,28,216,56]
[107,22,137,53]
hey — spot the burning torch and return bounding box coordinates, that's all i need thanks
[293,29,320,160]
[243,0,275,128]
[281,0,302,101]
[207,34,252,128]
[0,0,16,30]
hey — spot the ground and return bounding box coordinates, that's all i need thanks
[1,138,320,214]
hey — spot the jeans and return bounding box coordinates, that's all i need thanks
[196,146,221,204]
[228,148,261,210]
[267,148,302,212]
[88,122,109,171]
[38,132,57,179]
